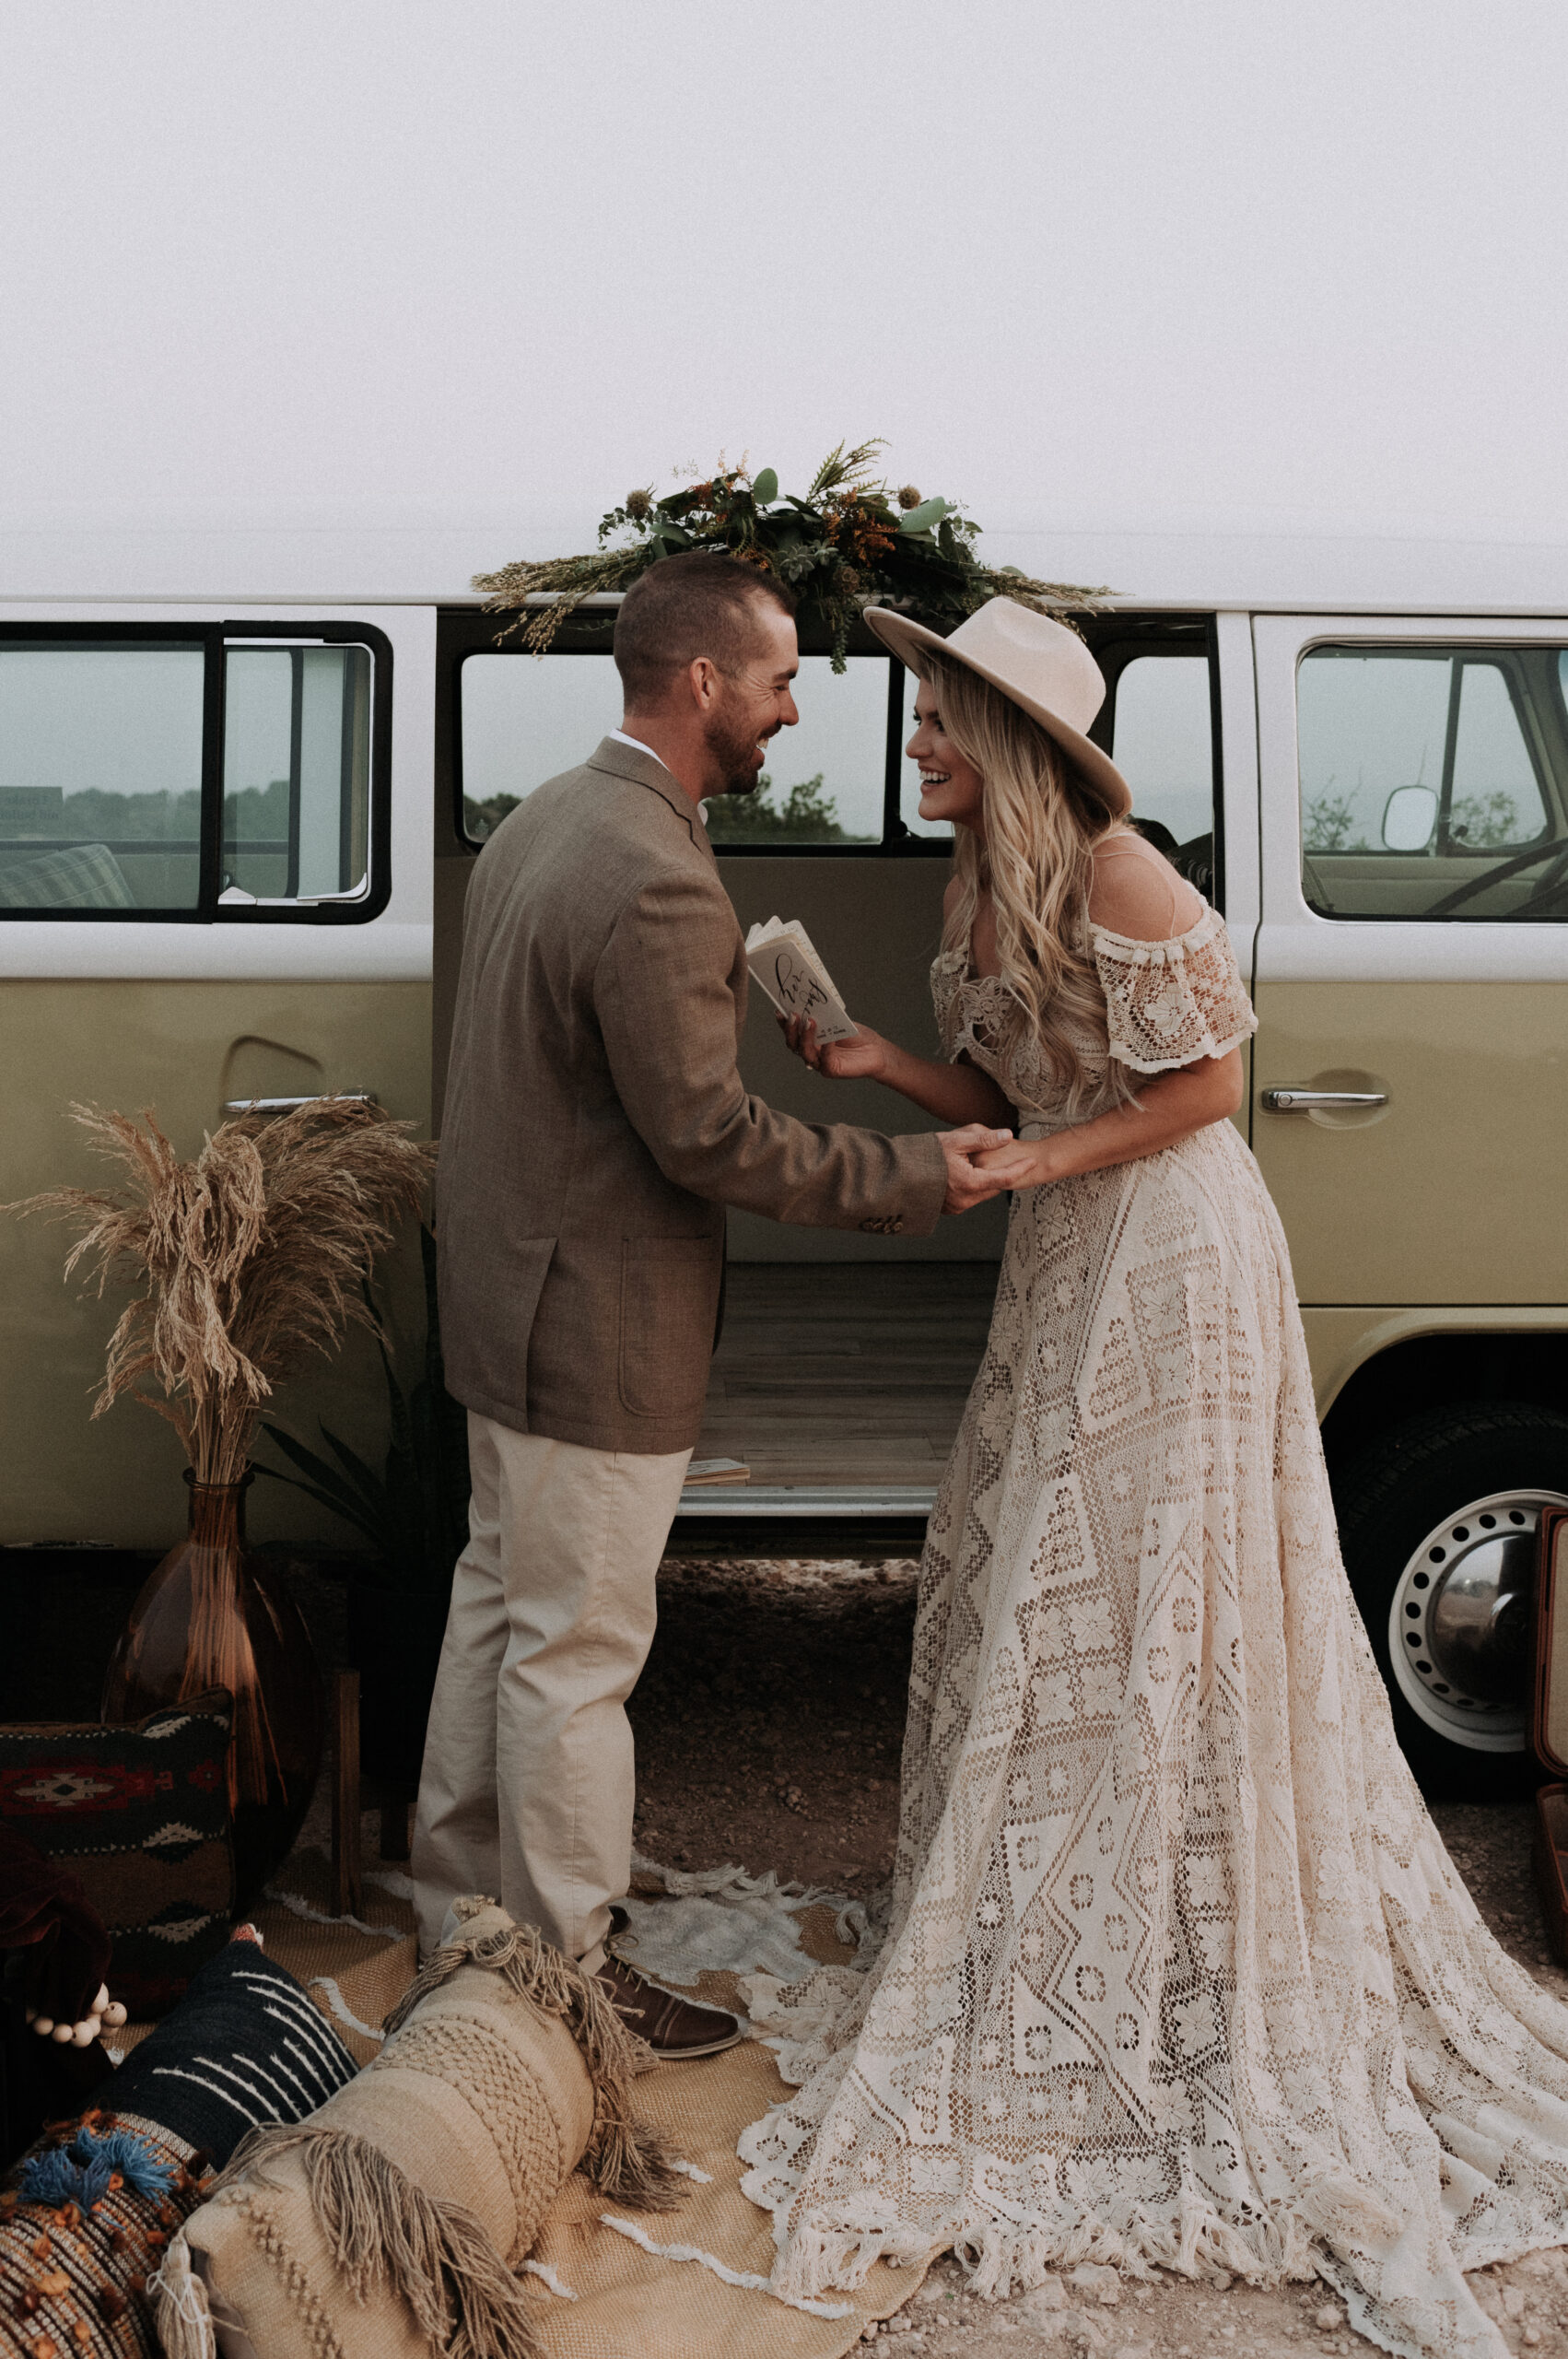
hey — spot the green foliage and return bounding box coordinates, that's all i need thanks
[40,786,203,840]
[257,1226,470,1595]
[703,770,874,846]
[223,778,290,839]
[462,790,521,841]
[474,441,1107,673]
[1304,791,1367,853]
[1448,792,1525,849]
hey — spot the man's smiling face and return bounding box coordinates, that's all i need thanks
[703,601,800,795]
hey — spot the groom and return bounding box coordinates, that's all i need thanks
[413,551,1010,2052]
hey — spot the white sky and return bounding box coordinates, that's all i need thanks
[2,1,1566,581]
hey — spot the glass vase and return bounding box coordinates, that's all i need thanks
[102,1470,323,1904]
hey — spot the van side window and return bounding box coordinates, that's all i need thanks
[221,646,371,904]
[1298,645,1564,921]
[452,621,1221,862]
[1097,646,1218,900]
[0,641,205,910]
[1110,656,1213,850]
[460,650,887,847]
[0,628,386,922]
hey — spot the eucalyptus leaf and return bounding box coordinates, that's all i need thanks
[752,467,778,505]
[899,497,950,535]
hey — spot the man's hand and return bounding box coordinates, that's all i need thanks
[937,1124,1015,1215]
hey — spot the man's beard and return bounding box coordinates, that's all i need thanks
[703,696,766,797]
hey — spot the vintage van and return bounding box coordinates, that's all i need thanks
[1,558,1564,1801]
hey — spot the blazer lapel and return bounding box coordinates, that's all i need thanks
[586,737,716,863]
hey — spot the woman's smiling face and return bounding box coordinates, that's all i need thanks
[907,677,986,835]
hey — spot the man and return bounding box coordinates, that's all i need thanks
[413,552,1010,2055]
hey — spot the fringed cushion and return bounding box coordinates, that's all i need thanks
[158,1897,688,2359]
[0,2109,211,2359]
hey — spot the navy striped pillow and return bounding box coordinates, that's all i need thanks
[107,1937,356,2169]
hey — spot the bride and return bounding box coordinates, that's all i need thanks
[743,597,1568,2358]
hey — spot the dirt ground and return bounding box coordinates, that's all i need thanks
[625,1552,1568,2358]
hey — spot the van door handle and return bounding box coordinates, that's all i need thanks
[1261,1087,1388,1112]
[220,1092,377,1117]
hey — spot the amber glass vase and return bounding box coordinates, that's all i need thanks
[102,1471,323,1904]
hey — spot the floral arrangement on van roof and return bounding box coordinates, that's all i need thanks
[474,440,1106,670]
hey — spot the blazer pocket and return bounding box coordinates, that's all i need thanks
[618,1236,722,1420]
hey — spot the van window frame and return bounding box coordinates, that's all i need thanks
[0,617,392,924]
[1292,634,1568,923]
[1087,617,1224,910]
[444,604,1223,880]
[448,605,952,859]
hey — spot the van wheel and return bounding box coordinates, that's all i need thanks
[1332,1401,1568,1800]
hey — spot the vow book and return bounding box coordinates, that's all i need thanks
[743,916,858,1044]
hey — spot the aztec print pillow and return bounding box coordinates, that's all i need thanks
[0,1696,235,2017]
[0,1935,357,2359]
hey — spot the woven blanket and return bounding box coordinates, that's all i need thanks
[123,1851,930,2359]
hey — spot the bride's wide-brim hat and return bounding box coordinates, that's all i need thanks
[861,596,1132,817]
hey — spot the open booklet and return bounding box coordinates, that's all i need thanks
[743,916,858,1045]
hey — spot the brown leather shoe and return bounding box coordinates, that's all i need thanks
[594,1948,744,2060]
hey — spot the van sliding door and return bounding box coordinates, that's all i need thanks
[0,607,435,1548]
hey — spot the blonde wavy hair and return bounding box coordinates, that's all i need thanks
[927,648,1133,1117]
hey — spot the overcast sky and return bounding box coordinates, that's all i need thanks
[3,1,1566,573]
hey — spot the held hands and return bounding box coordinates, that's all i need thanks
[937,1125,1017,1215]
[971,1136,1056,1190]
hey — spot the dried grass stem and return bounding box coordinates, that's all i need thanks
[7,1099,436,1484]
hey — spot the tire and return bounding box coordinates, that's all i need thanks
[1332,1400,1568,1801]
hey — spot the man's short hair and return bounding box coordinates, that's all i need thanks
[614,553,797,709]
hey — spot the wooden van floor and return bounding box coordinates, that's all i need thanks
[695,1262,1000,1489]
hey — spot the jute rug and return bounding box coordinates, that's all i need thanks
[116,1850,931,2356]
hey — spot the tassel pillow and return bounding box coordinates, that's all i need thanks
[0,1933,357,2359]
[157,1897,685,2359]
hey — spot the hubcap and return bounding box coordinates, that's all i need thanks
[1388,1487,1568,1752]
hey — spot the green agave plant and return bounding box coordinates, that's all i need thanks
[257,1226,470,1594]
[473,438,1106,671]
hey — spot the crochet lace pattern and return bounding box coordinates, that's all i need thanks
[739,905,1568,2359]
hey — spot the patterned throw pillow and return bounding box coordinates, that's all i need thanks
[0,1696,235,2018]
[106,1933,357,2172]
[0,1935,357,2359]
[0,2111,209,2359]
[158,1901,685,2359]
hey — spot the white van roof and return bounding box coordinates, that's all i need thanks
[0,512,1565,616]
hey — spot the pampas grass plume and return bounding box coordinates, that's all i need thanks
[7,1099,436,1483]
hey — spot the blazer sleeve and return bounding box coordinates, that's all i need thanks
[593,865,949,1235]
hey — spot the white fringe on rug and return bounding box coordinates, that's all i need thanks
[262,1884,404,1941]
[621,1855,883,2004]
[308,1976,386,2042]
[599,2213,855,2319]
[521,2258,579,2299]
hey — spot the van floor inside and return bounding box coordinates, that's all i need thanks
[693,1261,999,1496]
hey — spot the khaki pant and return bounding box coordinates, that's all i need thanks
[411,1414,691,1963]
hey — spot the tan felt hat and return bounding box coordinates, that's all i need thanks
[863,595,1132,816]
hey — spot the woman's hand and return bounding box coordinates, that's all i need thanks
[972,1136,1057,1189]
[778,1013,892,1082]
[968,1050,1245,1193]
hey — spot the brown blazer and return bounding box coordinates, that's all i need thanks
[437,736,948,1454]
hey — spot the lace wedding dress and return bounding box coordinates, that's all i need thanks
[740,900,1568,2359]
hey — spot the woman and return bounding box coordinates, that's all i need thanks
[739,599,1568,2358]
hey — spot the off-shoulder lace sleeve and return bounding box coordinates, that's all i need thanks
[1091,906,1257,1074]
